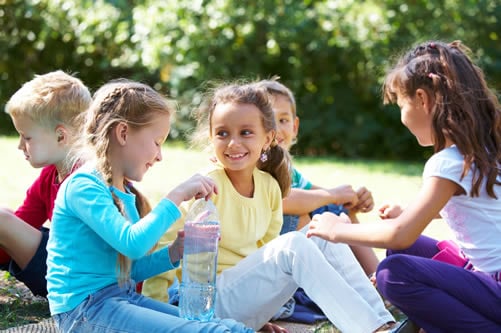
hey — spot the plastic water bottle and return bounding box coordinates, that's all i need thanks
[179,199,220,322]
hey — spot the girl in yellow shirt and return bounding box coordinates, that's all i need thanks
[144,81,394,333]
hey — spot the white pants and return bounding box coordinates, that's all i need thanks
[215,230,394,333]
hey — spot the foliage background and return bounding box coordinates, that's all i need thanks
[1,0,500,160]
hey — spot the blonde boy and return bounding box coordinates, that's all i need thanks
[0,71,91,296]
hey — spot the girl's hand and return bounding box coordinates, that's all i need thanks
[378,203,403,219]
[166,174,218,206]
[168,230,185,263]
[352,186,374,213]
[327,185,358,209]
[306,212,351,242]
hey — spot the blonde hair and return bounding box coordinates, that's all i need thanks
[5,70,92,131]
[193,81,291,197]
[75,79,175,282]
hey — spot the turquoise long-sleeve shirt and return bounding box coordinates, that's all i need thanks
[46,163,181,315]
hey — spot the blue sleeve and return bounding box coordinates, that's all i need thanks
[65,173,181,259]
[131,246,180,282]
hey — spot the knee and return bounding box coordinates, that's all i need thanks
[270,232,319,272]
[275,231,316,255]
[376,254,409,281]
[0,207,16,230]
[0,207,15,218]
[376,254,414,301]
[284,231,307,244]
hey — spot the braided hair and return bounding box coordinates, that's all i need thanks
[73,80,174,282]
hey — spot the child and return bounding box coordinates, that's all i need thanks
[306,40,501,332]
[257,77,380,275]
[45,80,253,333]
[143,82,395,333]
[0,70,92,297]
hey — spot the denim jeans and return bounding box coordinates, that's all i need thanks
[280,214,300,234]
[311,203,347,217]
[53,281,254,333]
[281,204,347,235]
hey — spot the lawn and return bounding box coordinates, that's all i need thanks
[0,136,453,329]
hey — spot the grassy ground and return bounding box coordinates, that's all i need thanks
[0,136,452,329]
[0,273,50,329]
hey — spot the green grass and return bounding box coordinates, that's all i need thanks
[139,140,452,251]
[0,135,427,220]
[0,135,452,329]
[0,273,50,330]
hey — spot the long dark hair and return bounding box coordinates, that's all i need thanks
[383,40,501,198]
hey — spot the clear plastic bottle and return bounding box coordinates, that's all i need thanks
[179,199,220,322]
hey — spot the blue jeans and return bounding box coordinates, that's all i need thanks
[53,281,254,333]
[280,215,300,235]
[311,203,347,216]
[281,204,347,235]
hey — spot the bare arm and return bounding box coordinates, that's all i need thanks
[306,176,459,249]
[282,185,358,215]
[379,203,442,220]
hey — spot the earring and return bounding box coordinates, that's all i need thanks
[260,151,268,163]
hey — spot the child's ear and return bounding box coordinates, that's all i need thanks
[55,125,68,144]
[293,116,300,138]
[114,122,129,145]
[416,88,434,114]
[265,129,276,149]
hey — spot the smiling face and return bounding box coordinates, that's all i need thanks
[271,94,299,151]
[111,112,171,188]
[210,102,274,175]
[11,115,66,168]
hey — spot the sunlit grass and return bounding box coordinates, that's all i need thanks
[0,135,452,329]
[1,136,452,259]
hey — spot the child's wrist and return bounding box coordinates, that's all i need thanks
[165,192,183,206]
[168,244,182,263]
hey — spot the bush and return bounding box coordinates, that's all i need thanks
[1,0,499,160]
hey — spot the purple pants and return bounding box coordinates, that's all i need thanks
[376,235,501,333]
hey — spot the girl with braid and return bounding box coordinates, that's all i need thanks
[307,41,501,332]
[46,80,253,333]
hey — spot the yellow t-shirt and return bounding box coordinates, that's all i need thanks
[142,165,283,301]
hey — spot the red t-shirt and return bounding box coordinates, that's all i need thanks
[0,165,61,264]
